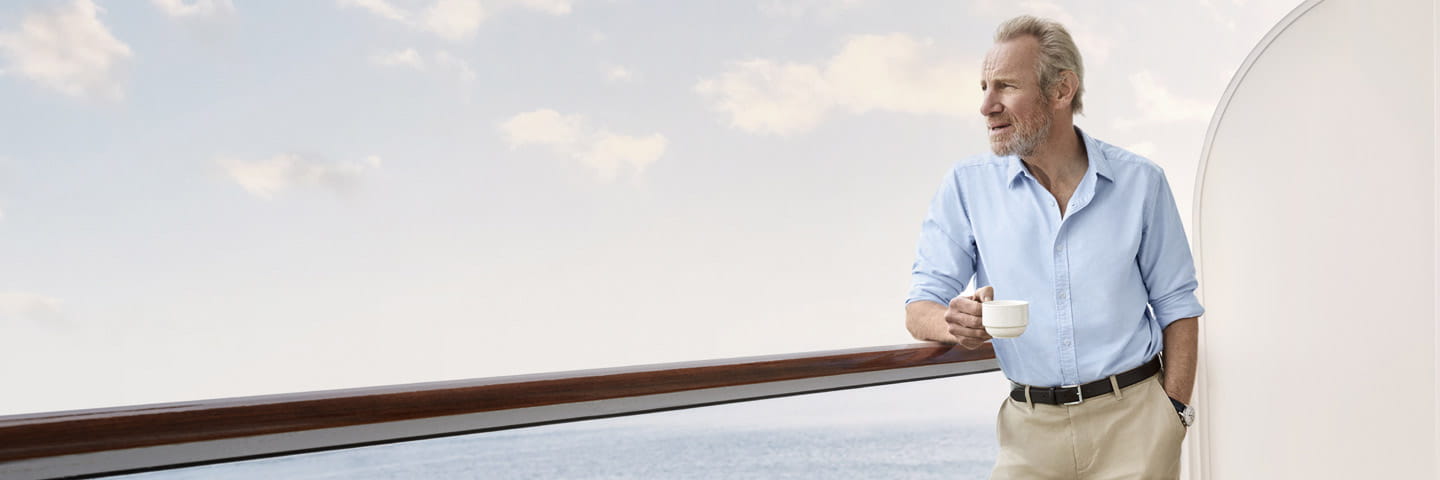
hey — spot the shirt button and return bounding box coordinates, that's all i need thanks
[1055,245,1064,253]
[1063,339,1072,346]
[1058,291,1068,300]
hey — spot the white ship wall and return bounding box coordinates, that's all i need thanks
[1193,0,1437,478]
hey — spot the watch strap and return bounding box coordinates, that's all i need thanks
[1168,397,1186,413]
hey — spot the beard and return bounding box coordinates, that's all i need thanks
[988,98,1053,157]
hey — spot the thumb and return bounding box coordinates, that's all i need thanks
[976,285,995,302]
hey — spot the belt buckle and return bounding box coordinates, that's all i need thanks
[1061,384,1083,405]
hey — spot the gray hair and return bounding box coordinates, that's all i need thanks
[994,15,1085,115]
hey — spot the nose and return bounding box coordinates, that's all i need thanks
[980,89,1002,117]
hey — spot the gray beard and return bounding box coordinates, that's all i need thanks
[992,112,1052,157]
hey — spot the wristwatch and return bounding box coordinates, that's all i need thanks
[1168,397,1196,427]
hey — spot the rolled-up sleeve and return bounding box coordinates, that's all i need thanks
[1137,169,1205,328]
[906,169,977,307]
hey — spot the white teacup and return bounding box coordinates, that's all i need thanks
[982,300,1029,338]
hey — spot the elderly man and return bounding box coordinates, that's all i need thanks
[904,15,1204,479]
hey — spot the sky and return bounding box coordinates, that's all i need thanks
[0,0,1302,416]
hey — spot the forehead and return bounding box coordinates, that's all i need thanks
[983,36,1040,82]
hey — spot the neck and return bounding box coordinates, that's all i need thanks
[1021,119,1087,189]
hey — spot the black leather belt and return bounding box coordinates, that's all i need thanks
[1008,355,1163,405]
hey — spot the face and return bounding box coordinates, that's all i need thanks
[980,37,1053,157]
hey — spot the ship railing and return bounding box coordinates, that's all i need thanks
[0,343,998,479]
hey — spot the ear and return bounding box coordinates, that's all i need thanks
[1051,70,1078,112]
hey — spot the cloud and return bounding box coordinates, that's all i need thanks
[578,134,666,180]
[758,0,865,18]
[338,0,569,41]
[695,60,833,135]
[370,49,476,98]
[500,109,666,181]
[0,292,63,323]
[501,109,584,145]
[696,33,974,136]
[512,0,572,15]
[606,66,634,82]
[371,48,426,69]
[149,0,236,18]
[420,0,487,41]
[340,0,409,22]
[1114,71,1214,129]
[0,0,133,100]
[220,154,382,199]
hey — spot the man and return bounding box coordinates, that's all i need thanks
[904,15,1203,479]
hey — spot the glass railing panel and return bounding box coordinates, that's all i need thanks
[112,372,1008,479]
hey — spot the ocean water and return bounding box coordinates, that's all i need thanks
[116,422,999,479]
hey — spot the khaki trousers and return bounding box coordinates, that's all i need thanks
[990,373,1186,480]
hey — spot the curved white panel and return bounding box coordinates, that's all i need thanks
[1195,0,1435,478]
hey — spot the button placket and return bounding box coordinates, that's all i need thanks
[1053,233,1079,385]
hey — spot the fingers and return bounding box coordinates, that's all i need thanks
[974,285,995,303]
[947,287,996,349]
[957,335,991,350]
[954,321,992,340]
[948,323,990,341]
[947,293,983,317]
[945,309,991,345]
[945,309,984,330]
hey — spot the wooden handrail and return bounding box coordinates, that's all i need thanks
[0,342,996,479]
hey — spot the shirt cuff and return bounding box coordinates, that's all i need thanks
[1151,291,1205,329]
[905,291,951,307]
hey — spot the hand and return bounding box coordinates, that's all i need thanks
[945,285,994,349]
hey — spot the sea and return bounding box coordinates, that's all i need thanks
[114,421,998,479]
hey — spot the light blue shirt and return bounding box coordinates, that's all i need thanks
[906,127,1204,387]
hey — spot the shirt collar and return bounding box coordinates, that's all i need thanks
[1080,126,1114,183]
[1005,126,1113,188]
[1005,156,1027,187]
